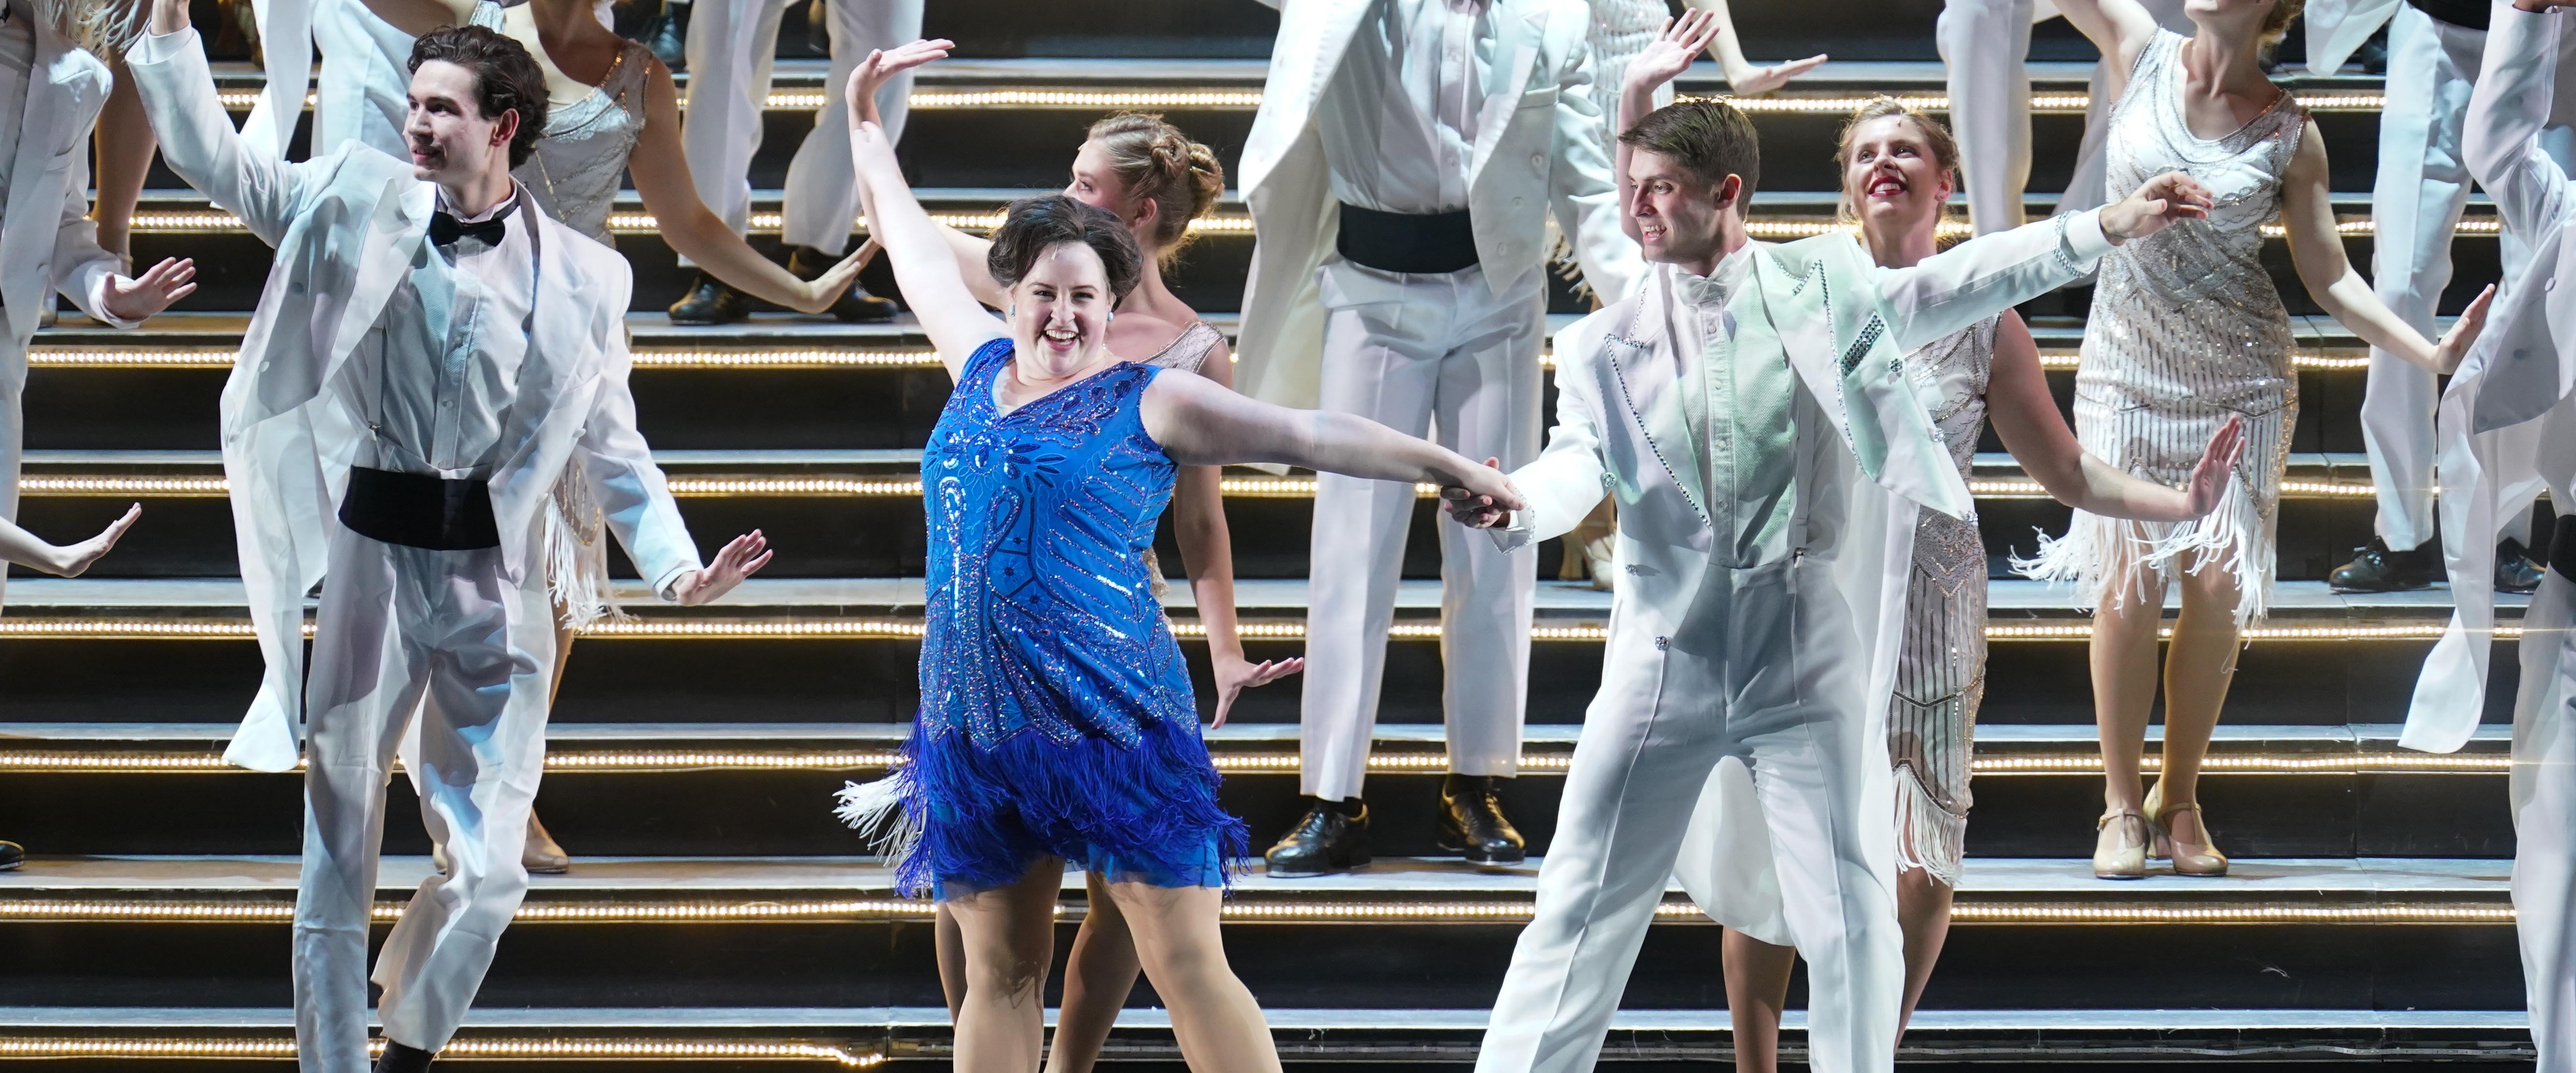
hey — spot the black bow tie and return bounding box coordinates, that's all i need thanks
[428,198,517,247]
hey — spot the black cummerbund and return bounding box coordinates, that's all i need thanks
[338,466,501,551]
[1337,203,1480,275]
[2553,515,2576,584]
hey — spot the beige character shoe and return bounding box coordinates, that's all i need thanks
[430,812,572,876]
[2145,779,2228,878]
[2093,807,2151,880]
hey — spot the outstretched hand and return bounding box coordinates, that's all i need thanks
[1626,12,1724,95]
[44,503,141,578]
[1726,52,1828,96]
[2432,284,2496,376]
[1209,650,1303,729]
[2100,171,2214,244]
[2181,416,2246,518]
[101,258,196,323]
[793,247,869,313]
[1440,456,1523,529]
[669,530,773,606]
[845,38,952,127]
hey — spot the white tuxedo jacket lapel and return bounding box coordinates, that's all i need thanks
[1467,1,1547,182]
[1603,274,1708,523]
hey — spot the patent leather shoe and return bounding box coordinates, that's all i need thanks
[668,271,748,325]
[788,246,898,322]
[1264,798,1370,878]
[1436,774,1526,866]
[2328,537,2439,593]
[2500,537,2546,595]
[374,1042,434,1073]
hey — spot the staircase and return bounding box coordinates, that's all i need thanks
[0,1,2544,1068]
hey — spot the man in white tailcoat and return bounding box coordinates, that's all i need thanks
[2304,0,2576,593]
[665,0,916,323]
[1935,0,2190,235]
[125,9,767,1069]
[0,0,196,872]
[2405,2,2576,1065]
[1448,99,2207,1073]
[1234,0,1641,876]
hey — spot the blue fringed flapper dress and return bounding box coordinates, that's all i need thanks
[893,337,1246,898]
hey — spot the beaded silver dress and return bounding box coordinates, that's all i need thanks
[1891,316,1998,884]
[2017,30,2300,625]
[1140,320,1226,602]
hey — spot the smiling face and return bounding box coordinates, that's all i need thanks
[1009,242,1117,375]
[1842,113,1955,246]
[1626,148,1737,274]
[403,60,518,186]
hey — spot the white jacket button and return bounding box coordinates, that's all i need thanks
[1654,636,1669,650]
[1530,154,1544,169]
[1625,563,1642,575]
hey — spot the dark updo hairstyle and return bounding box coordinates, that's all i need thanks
[1083,112,1225,263]
[985,195,1145,304]
[409,25,550,169]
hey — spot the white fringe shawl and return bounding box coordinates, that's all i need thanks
[1891,764,1966,887]
[544,457,628,631]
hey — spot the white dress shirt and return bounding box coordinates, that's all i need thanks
[1663,246,1802,569]
[1315,0,1495,214]
[340,190,537,477]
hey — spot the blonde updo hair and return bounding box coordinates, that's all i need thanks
[2259,0,2306,53]
[1833,96,1961,225]
[1083,112,1225,263]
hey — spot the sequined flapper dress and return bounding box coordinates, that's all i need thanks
[2017,30,2300,624]
[1891,317,1998,885]
[893,337,1244,898]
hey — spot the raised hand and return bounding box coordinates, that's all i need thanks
[1209,651,1303,729]
[1626,11,1723,96]
[2100,172,2215,244]
[1725,52,1827,96]
[2181,416,2245,518]
[849,120,902,182]
[2432,284,2496,375]
[669,529,773,606]
[43,503,141,578]
[844,38,952,127]
[100,257,196,322]
[793,247,869,313]
[1440,456,1523,529]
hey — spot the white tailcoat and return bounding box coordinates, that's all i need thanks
[1232,0,1640,411]
[127,30,703,773]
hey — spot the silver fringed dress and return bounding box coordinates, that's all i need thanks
[2017,30,2300,624]
[1891,316,1997,884]
[1139,320,1227,602]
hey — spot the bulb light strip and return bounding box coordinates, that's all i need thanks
[0,1035,883,1064]
[2035,351,2374,371]
[0,617,2522,644]
[26,348,240,368]
[908,88,1268,110]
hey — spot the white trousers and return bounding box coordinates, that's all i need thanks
[1478,559,1900,1073]
[680,0,922,255]
[2515,565,2576,1068]
[0,331,27,608]
[295,529,554,1073]
[2366,8,2576,551]
[1936,0,2188,235]
[1301,261,1540,801]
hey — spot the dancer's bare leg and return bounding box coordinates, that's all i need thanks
[2092,564,2168,816]
[92,57,157,265]
[1047,870,1141,1073]
[2157,550,2246,844]
[1895,868,1954,1032]
[935,905,966,1021]
[1719,928,1794,1073]
[1105,881,1280,1073]
[949,861,1066,1073]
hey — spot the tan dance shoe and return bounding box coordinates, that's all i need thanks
[2093,807,2152,880]
[2144,779,2228,878]
[431,812,573,875]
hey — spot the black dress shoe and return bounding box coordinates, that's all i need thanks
[1438,774,1527,867]
[2329,537,2441,593]
[644,0,688,70]
[373,1041,434,1073]
[0,840,22,871]
[2500,537,2547,595]
[668,271,748,325]
[787,246,898,322]
[1264,798,1370,878]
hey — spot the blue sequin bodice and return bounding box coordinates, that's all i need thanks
[919,338,1195,751]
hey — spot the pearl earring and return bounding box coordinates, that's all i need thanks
[1007,304,1016,316]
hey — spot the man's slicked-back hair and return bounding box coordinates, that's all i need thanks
[408,25,550,169]
[1619,100,1761,202]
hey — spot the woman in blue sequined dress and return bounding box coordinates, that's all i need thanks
[840,76,1524,1073]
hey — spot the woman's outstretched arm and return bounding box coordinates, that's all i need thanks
[1141,371,1523,510]
[632,60,863,313]
[1168,343,1302,727]
[847,40,1011,307]
[2280,120,2494,374]
[0,505,140,578]
[847,117,1002,378]
[1981,312,2239,522]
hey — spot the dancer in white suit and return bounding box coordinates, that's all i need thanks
[125,9,770,1068]
[1448,84,2216,1071]
[666,0,918,323]
[1234,0,1641,876]
[2405,2,2576,1065]
[1937,0,2192,234]
[2307,0,2576,594]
